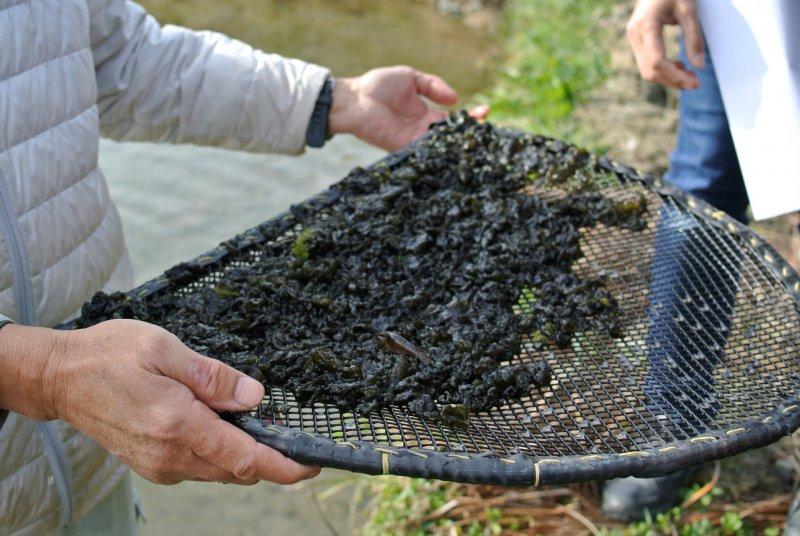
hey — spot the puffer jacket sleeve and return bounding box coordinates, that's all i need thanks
[88,0,330,154]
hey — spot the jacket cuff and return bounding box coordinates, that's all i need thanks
[277,61,331,154]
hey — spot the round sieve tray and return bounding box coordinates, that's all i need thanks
[74,129,800,487]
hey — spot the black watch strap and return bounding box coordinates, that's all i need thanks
[306,77,334,148]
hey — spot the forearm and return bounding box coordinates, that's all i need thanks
[0,324,64,421]
[91,0,329,154]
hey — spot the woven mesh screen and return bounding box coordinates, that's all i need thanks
[91,132,800,477]
[236,181,800,457]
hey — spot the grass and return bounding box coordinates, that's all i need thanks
[479,0,614,146]
[356,471,788,535]
[360,479,457,536]
[355,435,796,534]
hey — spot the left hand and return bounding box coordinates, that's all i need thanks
[329,66,490,151]
[626,0,704,90]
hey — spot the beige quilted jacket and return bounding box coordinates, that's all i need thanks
[0,0,328,532]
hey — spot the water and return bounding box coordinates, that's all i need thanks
[105,0,495,284]
[101,136,385,282]
[139,0,496,96]
[100,1,496,533]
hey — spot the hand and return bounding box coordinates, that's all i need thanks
[627,0,704,89]
[329,66,490,151]
[0,320,319,485]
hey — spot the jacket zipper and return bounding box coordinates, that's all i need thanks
[0,166,75,527]
[0,169,34,325]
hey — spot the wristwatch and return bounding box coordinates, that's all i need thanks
[305,77,335,148]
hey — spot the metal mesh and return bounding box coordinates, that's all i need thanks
[111,135,800,461]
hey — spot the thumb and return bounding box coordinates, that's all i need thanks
[158,344,265,411]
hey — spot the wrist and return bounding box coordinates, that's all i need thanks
[0,324,69,421]
[328,77,359,137]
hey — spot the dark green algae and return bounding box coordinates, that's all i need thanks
[78,113,646,425]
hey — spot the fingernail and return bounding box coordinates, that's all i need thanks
[235,376,264,407]
[691,53,705,69]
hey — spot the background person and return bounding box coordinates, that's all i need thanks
[0,0,487,533]
[603,2,800,531]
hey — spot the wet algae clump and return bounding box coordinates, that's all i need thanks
[78,113,647,424]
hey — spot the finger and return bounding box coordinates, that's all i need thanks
[137,453,258,486]
[656,59,699,90]
[627,18,653,81]
[189,401,320,484]
[639,23,670,81]
[676,4,705,69]
[153,342,264,411]
[641,27,697,89]
[183,455,259,485]
[468,104,490,121]
[414,71,459,106]
[629,22,673,87]
[176,454,258,485]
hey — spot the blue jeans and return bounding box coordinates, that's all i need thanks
[644,43,747,436]
[665,44,748,223]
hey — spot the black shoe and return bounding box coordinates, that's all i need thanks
[601,468,698,522]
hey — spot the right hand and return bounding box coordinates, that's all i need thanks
[626,0,705,89]
[329,66,490,152]
[20,319,319,485]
